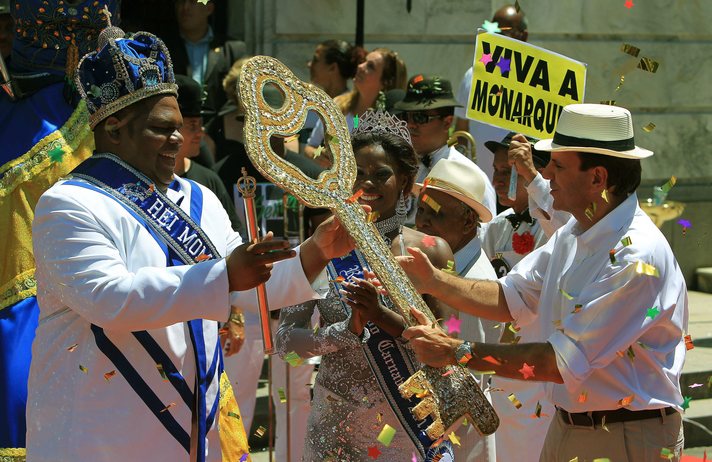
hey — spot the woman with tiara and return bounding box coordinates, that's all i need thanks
[276,110,456,461]
[304,48,407,167]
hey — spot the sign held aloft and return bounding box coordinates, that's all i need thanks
[466,31,587,139]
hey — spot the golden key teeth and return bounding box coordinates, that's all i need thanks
[398,369,428,399]
[412,397,438,421]
[425,419,446,441]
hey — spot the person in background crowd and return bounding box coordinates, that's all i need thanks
[394,74,497,220]
[304,47,407,167]
[454,4,529,183]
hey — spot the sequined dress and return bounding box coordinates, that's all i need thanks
[277,287,423,462]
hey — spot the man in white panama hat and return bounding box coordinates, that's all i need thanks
[414,157,497,461]
[399,103,688,461]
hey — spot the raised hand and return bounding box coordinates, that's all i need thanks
[395,247,438,295]
[403,306,461,368]
[508,133,538,183]
[226,231,296,291]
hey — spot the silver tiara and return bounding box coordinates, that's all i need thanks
[352,109,412,146]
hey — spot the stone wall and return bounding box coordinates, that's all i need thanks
[228,0,712,287]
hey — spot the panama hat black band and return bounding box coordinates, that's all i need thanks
[552,132,636,152]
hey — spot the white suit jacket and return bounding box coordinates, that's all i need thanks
[27,174,319,461]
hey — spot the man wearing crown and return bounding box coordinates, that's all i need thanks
[26,27,353,462]
[401,104,688,461]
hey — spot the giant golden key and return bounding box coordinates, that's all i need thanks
[238,56,499,443]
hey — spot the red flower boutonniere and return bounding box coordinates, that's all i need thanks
[512,231,535,255]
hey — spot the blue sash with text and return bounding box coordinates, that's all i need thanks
[67,152,222,462]
[327,251,454,461]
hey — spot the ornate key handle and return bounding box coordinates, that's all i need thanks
[239,56,499,441]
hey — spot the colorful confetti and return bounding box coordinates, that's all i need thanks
[578,391,588,403]
[685,334,694,350]
[678,219,691,236]
[441,369,454,377]
[482,355,502,366]
[689,383,703,389]
[637,57,660,73]
[660,448,674,460]
[621,236,633,247]
[67,343,79,352]
[531,401,545,418]
[421,194,441,213]
[560,288,574,300]
[285,351,304,367]
[599,100,617,106]
[626,345,636,362]
[572,304,583,314]
[642,122,656,132]
[377,424,397,447]
[481,20,501,34]
[618,394,635,406]
[624,0,633,8]
[519,363,535,379]
[239,454,248,462]
[346,189,364,204]
[681,396,692,411]
[254,425,267,438]
[48,146,65,163]
[421,235,437,247]
[620,43,641,57]
[496,57,511,74]
[195,253,210,262]
[609,249,616,264]
[103,370,117,382]
[646,306,660,319]
[160,402,176,413]
[448,431,461,447]
[444,315,462,335]
[227,411,241,419]
[156,363,169,381]
[367,445,382,459]
[313,145,324,159]
[635,261,660,278]
[442,260,457,275]
[278,387,287,403]
[479,53,493,66]
[354,114,359,129]
[508,393,522,409]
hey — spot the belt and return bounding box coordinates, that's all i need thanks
[557,406,676,427]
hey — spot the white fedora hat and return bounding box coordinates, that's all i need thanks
[413,158,493,223]
[534,104,653,159]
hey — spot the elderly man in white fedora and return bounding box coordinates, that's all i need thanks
[399,103,688,461]
[413,158,498,462]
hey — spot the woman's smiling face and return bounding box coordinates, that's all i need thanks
[353,143,407,219]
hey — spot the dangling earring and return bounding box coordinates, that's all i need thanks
[395,191,408,219]
[375,90,387,111]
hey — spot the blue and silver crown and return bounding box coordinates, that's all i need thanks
[75,27,177,128]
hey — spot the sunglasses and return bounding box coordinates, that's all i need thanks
[397,112,444,125]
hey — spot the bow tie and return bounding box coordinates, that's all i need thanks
[505,209,535,231]
[420,154,431,168]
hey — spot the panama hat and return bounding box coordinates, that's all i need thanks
[534,104,653,159]
[413,158,493,223]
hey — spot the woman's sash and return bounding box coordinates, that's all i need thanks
[327,250,454,461]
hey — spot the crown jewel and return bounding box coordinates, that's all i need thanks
[352,109,412,146]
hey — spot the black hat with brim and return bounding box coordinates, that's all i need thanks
[485,131,550,168]
[394,74,462,111]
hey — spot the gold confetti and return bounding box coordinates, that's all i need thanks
[621,236,633,247]
[511,336,521,345]
[637,57,660,73]
[508,393,522,409]
[103,370,117,381]
[635,261,660,278]
[376,412,383,423]
[514,0,522,12]
[620,43,641,57]
[312,145,324,159]
[601,189,609,203]
[642,122,656,132]
[569,458,579,462]
[560,288,574,300]
[377,424,397,447]
[441,260,457,275]
[609,249,616,264]
[599,100,617,106]
[366,211,380,223]
[79,364,88,374]
[508,323,521,333]
[156,363,169,381]
[601,415,609,432]
[421,194,441,213]
[532,401,543,418]
[593,459,611,462]
[67,343,79,352]
[227,411,241,419]
[661,176,677,193]
[626,345,636,361]
[254,425,267,438]
[448,431,461,447]
[615,75,625,91]
[572,304,583,314]
[160,402,176,413]
[618,394,635,406]
[585,201,597,221]
[278,387,287,403]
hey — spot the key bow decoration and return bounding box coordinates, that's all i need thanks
[238,56,499,443]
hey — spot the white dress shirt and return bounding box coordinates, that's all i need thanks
[500,193,688,413]
[28,175,320,461]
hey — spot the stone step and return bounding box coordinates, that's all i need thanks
[683,397,712,448]
[696,268,712,294]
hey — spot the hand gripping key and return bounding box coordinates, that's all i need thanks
[238,56,499,444]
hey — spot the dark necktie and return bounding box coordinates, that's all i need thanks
[505,208,535,231]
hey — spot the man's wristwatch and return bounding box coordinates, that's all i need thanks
[228,311,245,327]
[454,341,474,367]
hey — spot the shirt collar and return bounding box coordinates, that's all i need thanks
[454,235,482,276]
[182,25,214,46]
[573,192,639,254]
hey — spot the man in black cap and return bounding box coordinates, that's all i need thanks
[174,74,240,231]
[394,74,497,219]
